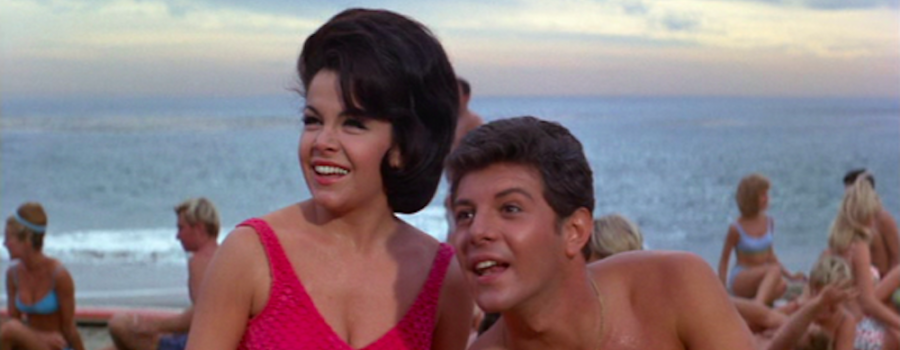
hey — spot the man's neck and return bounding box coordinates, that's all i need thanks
[501,268,602,350]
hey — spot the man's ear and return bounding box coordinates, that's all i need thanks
[563,207,593,259]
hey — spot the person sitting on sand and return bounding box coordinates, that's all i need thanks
[739,254,900,350]
[718,173,805,306]
[827,175,900,342]
[104,197,220,350]
[1,202,86,350]
[843,169,900,279]
[588,213,643,262]
[447,116,755,349]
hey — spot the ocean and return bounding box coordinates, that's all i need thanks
[1,95,898,307]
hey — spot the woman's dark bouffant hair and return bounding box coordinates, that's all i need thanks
[447,116,595,258]
[298,8,458,213]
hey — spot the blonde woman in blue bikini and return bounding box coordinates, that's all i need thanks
[0,202,84,350]
[718,173,805,306]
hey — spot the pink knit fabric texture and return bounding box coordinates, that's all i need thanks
[236,218,454,350]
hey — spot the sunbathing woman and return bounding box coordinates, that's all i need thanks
[1,202,85,350]
[718,173,804,306]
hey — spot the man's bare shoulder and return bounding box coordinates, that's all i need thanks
[588,250,719,303]
[469,321,506,350]
[589,250,709,276]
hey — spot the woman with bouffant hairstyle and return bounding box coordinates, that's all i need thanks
[187,8,471,350]
[1,202,85,350]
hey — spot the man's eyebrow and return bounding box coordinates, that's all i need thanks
[452,198,474,208]
[452,187,534,207]
[496,188,534,200]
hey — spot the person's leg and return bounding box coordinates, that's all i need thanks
[0,319,57,350]
[732,297,787,333]
[157,333,188,350]
[755,265,786,306]
[107,313,163,350]
[731,265,775,300]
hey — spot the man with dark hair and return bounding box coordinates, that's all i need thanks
[447,116,754,349]
[843,169,899,278]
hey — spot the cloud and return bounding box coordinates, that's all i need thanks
[1,0,897,98]
[724,0,899,9]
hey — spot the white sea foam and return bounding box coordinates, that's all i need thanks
[0,209,451,266]
[3,228,190,265]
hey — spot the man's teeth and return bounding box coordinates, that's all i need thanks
[315,165,349,175]
[476,260,498,271]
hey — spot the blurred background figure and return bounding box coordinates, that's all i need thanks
[588,213,644,262]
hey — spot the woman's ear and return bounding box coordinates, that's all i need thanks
[563,207,593,259]
[388,146,403,169]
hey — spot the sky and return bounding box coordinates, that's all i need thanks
[1,0,898,99]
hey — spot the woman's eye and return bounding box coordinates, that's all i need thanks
[302,115,321,126]
[344,118,367,129]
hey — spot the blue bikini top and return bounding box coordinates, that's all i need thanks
[734,217,774,254]
[13,265,62,315]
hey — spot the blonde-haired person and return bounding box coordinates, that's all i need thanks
[737,255,883,350]
[827,175,900,342]
[1,202,85,350]
[843,169,900,279]
[588,213,643,262]
[718,173,804,306]
[104,197,220,350]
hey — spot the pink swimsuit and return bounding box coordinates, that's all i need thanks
[236,218,454,350]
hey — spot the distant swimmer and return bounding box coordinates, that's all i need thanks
[1,202,86,350]
[104,197,220,350]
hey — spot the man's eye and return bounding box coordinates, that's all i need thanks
[455,210,474,223]
[502,205,522,213]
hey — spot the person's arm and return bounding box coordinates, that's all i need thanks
[766,283,853,350]
[672,253,756,349]
[878,210,900,271]
[6,268,21,321]
[185,228,262,350]
[431,256,474,350]
[147,306,194,334]
[55,267,86,350]
[718,226,738,286]
[851,242,900,330]
[875,266,900,304]
[766,219,803,281]
[832,314,857,350]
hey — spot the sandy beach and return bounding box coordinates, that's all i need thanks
[80,325,112,350]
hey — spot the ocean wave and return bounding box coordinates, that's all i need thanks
[0,209,451,265]
[0,228,191,265]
